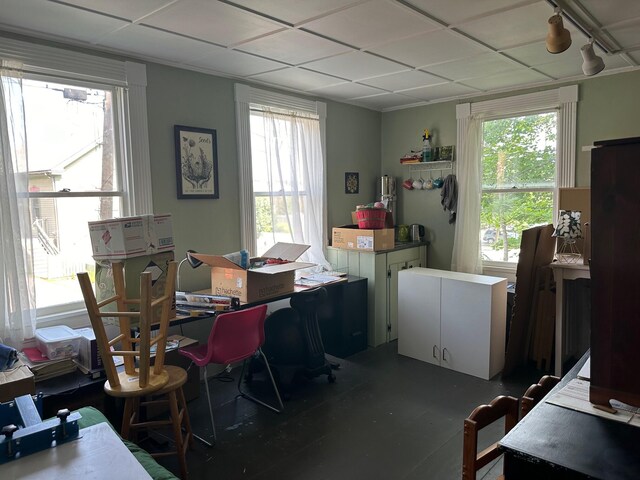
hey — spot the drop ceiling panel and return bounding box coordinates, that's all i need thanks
[183,46,287,77]
[303,0,441,48]
[55,0,176,22]
[606,22,640,51]
[461,68,549,90]
[502,39,587,67]
[310,82,387,100]
[360,70,445,91]
[369,29,489,68]
[304,52,408,81]
[352,93,420,110]
[141,0,283,46]
[535,52,631,78]
[236,29,353,65]
[250,67,343,91]
[228,0,362,25]
[404,0,528,26]
[424,53,522,81]
[0,0,127,44]
[99,24,216,64]
[457,2,554,50]
[578,0,640,28]
[402,82,479,102]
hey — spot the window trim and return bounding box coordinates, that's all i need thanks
[0,36,153,327]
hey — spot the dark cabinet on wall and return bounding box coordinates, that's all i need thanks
[590,137,640,408]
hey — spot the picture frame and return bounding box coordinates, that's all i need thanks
[345,172,359,194]
[174,125,219,199]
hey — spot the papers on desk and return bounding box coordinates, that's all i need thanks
[546,378,640,427]
[296,273,348,287]
[577,356,591,380]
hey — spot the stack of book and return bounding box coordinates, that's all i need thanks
[176,292,239,316]
[19,347,78,382]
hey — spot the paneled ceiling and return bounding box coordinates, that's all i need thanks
[1,0,639,111]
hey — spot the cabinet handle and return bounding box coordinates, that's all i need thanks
[442,347,449,363]
[433,345,439,360]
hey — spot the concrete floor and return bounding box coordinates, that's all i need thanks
[152,341,541,480]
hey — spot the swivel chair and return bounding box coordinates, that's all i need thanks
[178,304,283,446]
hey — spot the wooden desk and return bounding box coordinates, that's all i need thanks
[500,351,640,479]
[550,262,590,376]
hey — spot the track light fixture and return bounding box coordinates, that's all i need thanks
[546,8,572,54]
[581,40,605,76]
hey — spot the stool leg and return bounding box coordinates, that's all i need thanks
[168,390,188,480]
[177,386,194,449]
[121,398,134,440]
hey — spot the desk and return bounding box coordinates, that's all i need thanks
[499,351,640,479]
[550,262,590,376]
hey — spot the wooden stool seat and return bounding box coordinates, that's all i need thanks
[104,369,170,397]
[156,365,188,395]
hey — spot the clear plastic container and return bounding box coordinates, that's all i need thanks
[35,325,82,360]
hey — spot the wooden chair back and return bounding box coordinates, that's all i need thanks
[462,395,519,480]
[520,375,560,418]
[77,261,177,397]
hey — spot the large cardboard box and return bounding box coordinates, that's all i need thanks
[89,214,174,260]
[95,251,176,325]
[192,243,314,304]
[0,359,36,403]
[332,225,395,252]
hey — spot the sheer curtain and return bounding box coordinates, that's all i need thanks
[252,108,328,267]
[451,111,483,274]
[0,71,36,347]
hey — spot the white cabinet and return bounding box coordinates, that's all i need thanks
[398,268,507,380]
[326,244,427,347]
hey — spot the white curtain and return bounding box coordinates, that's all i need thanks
[0,71,36,347]
[252,108,328,267]
[451,115,483,274]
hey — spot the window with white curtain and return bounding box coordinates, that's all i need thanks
[235,85,328,267]
[0,37,151,339]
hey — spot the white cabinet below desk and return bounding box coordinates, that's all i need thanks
[398,268,506,380]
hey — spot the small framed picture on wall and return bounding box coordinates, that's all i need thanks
[345,172,359,194]
[174,125,219,199]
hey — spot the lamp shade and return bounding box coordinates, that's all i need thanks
[581,42,605,76]
[546,14,572,54]
[553,210,582,239]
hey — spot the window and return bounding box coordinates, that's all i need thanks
[480,112,557,264]
[235,85,328,266]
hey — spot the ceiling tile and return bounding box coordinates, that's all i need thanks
[249,67,343,91]
[629,52,640,64]
[457,2,554,50]
[536,51,633,78]
[54,0,176,22]
[402,82,479,102]
[304,52,408,81]
[141,0,283,46]
[304,0,440,48]
[404,0,526,26]
[578,0,640,28]
[308,82,386,99]
[0,0,127,43]
[460,68,550,91]
[369,29,489,68]
[184,47,287,77]
[228,0,362,25]
[502,37,588,67]
[351,93,421,110]
[360,70,445,91]
[98,24,216,63]
[236,29,352,65]
[424,53,522,81]
[606,22,640,52]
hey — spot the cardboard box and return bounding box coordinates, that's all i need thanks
[95,251,176,325]
[89,214,174,260]
[0,359,36,403]
[75,327,103,371]
[192,243,314,304]
[332,225,395,252]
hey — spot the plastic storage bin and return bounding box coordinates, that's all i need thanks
[35,325,82,360]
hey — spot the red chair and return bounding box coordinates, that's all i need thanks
[178,304,283,446]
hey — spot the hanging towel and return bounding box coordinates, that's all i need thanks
[440,174,458,224]
[0,343,19,371]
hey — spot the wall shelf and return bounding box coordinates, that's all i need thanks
[404,160,454,172]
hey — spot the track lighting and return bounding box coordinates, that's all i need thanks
[546,9,572,54]
[581,40,605,76]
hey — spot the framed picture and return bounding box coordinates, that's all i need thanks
[174,125,219,199]
[345,172,359,194]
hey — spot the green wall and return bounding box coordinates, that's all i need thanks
[381,68,640,271]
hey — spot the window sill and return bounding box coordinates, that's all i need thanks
[36,308,91,330]
[482,263,517,283]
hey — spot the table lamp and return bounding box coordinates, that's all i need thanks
[553,210,583,263]
[177,249,203,291]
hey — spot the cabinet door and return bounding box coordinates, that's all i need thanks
[387,261,404,342]
[440,278,492,379]
[398,270,441,366]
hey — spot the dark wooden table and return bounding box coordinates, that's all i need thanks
[499,351,640,479]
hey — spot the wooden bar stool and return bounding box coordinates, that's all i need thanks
[520,375,560,418]
[78,261,193,479]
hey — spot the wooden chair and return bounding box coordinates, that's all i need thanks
[462,395,519,480]
[77,261,193,479]
[520,375,560,418]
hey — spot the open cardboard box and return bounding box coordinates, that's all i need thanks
[192,243,314,304]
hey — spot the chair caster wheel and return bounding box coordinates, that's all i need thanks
[328,374,336,383]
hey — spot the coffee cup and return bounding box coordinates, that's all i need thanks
[424,178,434,190]
[402,178,414,190]
[412,178,424,190]
[433,176,444,188]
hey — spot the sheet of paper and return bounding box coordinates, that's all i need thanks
[0,422,152,480]
[577,356,590,380]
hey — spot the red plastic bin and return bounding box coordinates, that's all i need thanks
[356,208,387,229]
